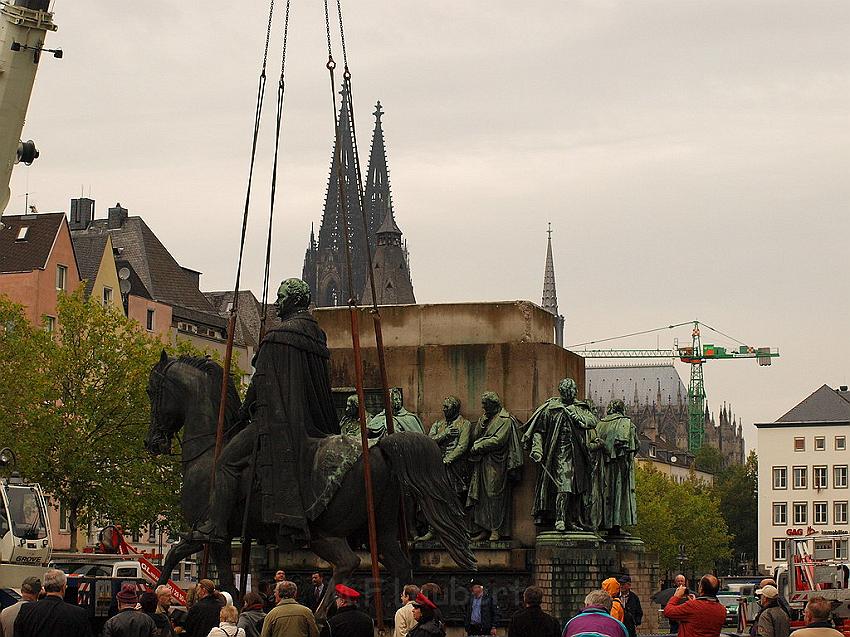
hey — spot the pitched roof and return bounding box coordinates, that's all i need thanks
[586,363,686,408]
[72,215,225,329]
[776,384,850,423]
[205,290,268,349]
[71,234,109,297]
[0,213,65,274]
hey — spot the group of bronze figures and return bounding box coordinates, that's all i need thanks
[338,378,640,542]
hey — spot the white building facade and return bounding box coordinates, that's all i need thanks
[756,384,850,573]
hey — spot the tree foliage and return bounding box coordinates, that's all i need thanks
[0,291,243,550]
[714,451,759,569]
[694,444,725,474]
[633,464,732,574]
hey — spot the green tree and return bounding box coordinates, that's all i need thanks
[2,290,180,550]
[694,445,725,474]
[633,464,732,574]
[713,451,758,571]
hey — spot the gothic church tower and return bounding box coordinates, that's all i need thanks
[304,100,415,307]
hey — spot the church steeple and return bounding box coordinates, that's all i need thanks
[310,87,369,307]
[361,102,415,306]
[542,223,565,346]
[364,101,394,245]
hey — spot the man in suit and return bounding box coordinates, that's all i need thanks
[305,573,326,612]
[464,579,498,637]
[13,569,92,637]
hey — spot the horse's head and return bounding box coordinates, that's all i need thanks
[145,350,183,455]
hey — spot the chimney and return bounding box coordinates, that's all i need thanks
[840,386,849,392]
[69,197,95,231]
[107,203,128,229]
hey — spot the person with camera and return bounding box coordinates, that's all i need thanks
[663,574,726,637]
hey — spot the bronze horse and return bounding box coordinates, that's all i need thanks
[144,353,474,617]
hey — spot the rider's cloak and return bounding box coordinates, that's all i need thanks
[247,311,339,544]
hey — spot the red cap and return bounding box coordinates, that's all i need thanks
[412,592,436,610]
[335,584,360,599]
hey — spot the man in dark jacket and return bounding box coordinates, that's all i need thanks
[13,569,92,637]
[184,579,224,637]
[464,580,498,636]
[507,586,559,637]
[619,575,643,637]
[322,585,373,637]
[103,584,157,637]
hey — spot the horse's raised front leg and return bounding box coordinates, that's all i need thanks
[309,532,361,621]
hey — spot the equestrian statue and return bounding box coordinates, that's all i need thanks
[144,278,474,618]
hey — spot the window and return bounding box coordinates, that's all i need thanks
[102,287,113,306]
[837,540,849,560]
[835,502,848,524]
[146,309,155,331]
[835,466,848,488]
[55,264,67,291]
[814,502,828,524]
[59,502,69,533]
[773,503,788,525]
[773,539,787,561]
[44,316,55,333]
[649,445,657,458]
[773,467,788,490]
[15,226,28,241]
[837,437,847,451]
[794,502,808,525]
[795,437,806,452]
[815,437,826,451]
[793,466,808,489]
[815,466,828,489]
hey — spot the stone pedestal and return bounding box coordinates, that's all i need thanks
[533,532,660,631]
[534,532,617,623]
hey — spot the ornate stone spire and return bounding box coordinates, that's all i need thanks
[542,223,565,346]
[364,101,394,245]
[310,87,369,307]
[361,103,415,306]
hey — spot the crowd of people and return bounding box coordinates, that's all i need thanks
[3,568,849,637]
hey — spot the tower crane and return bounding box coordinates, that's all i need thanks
[571,320,779,453]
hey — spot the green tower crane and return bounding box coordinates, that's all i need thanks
[573,320,779,453]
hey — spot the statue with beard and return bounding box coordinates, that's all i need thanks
[415,395,472,543]
[522,378,598,532]
[368,387,424,437]
[192,278,338,546]
[467,391,524,542]
[597,399,639,533]
[338,394,378,441]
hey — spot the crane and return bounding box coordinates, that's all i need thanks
[572,320,779,453]
[0,0,60,220]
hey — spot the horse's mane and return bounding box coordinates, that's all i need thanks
[172,356,242,431]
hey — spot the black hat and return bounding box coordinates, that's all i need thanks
[469,578,484,587]
[618,575,632,584]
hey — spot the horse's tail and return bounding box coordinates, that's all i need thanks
[377,432,476,570]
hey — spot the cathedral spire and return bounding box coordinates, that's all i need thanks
[542,223,565,347]
[364,101,394,246]
[309,87,369,306]
[361,102,415,306]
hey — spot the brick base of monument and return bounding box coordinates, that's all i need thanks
[534,532,660,632]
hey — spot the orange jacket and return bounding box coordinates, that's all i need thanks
[602,578,625,621]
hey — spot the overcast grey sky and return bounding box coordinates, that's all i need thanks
[12,1,850,446]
